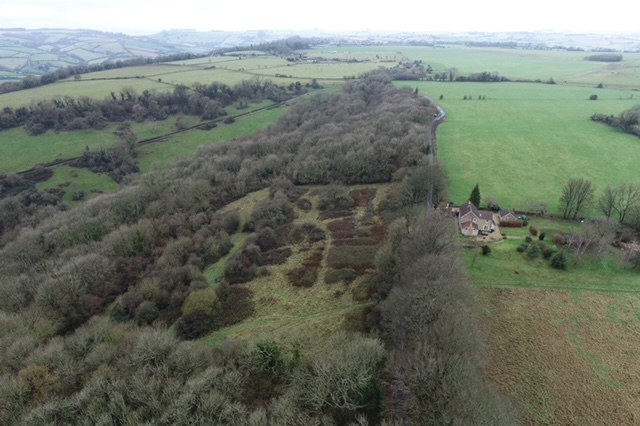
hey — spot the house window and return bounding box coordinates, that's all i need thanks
[483,225,489,230]
[473,218,477,223]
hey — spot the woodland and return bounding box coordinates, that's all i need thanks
[0,70,518,424]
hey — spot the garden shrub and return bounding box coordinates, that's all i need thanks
[553,233,566,245]
[481,245,492,255]
[529,225,538,236]
[551,251,568,270]
[500,221,522,228]
[526,243,543,259]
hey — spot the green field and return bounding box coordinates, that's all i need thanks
[407,81,640,212]
[0,79,170,108]
[138,105,287,171]
[35,165,119,204]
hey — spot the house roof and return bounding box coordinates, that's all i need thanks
[499,209,517,219]
[459,201,495,223]
[460,221,478,230]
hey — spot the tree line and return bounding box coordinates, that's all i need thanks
[0,77,301,135]
[591,104,640,138]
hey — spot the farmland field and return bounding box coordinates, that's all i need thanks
[407,81,640,212]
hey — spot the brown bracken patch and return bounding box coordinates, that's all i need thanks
[349,188,377,207]
[261,248,293,265]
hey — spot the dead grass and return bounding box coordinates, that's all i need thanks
[477,288,640,425]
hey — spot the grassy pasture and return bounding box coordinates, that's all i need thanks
[406,81,640,212]
[0,125,120,174]
[35,165,119,204]
[0,115,211,174]
[137,105,286,171]
[0,78,169,108]
[76,64,195,79]
[210,56,291,70]
[267,62,384,80]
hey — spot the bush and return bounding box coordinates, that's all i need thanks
[551,251,568,270]
[516,245,527,253]
[526,243,542,259]
[175,311,215,340]
[317,185,352,211]
[525,236,532,243]
[585,53,623,62]
[256,226,282,252]
[539,232,546,241]
[529,226,538,236]
[481,245,492,255]
[287,268,318,287]
[542,248,554,259]
[182,288,222,316]
[552,233,566,245]
[324,268,359,284]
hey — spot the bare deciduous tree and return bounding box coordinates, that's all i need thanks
[560,178,596,220]
[614,183,640,223]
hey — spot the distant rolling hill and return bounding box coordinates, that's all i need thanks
[0,28,313,80]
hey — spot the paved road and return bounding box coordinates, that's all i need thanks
[423,96,447,210]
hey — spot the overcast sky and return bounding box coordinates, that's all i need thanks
[2,0,638,35]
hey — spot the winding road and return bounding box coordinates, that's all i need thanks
[424,96,447,210]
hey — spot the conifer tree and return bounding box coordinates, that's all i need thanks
[469,184,481,207]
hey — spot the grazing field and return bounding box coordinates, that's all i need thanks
[0,125,121,174]
[0,78,169,108]
[137,105,287,171]
[35,165,119,204]
[203,183,394,350]
[407,81,640,212]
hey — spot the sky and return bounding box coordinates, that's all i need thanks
[2,0,638,35]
